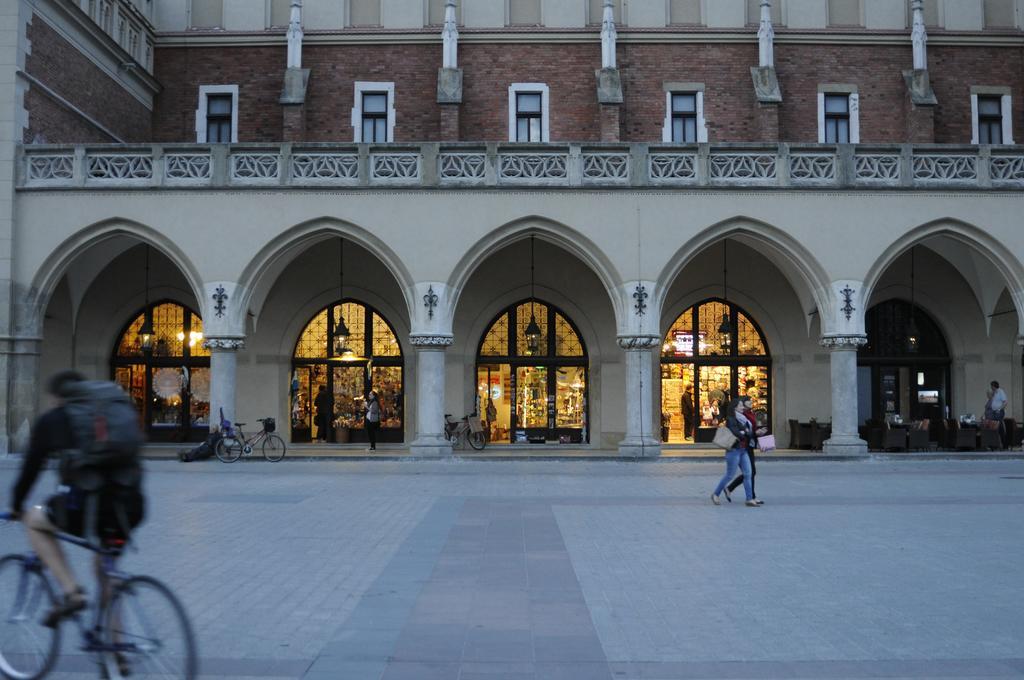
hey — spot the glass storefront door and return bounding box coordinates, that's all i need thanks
[516,366,549,434]
[477,364,511,443]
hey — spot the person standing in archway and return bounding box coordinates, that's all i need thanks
[985,380,1008,447]
[365,390,381,451]
[314,385,333,442]
[681,386,695,442]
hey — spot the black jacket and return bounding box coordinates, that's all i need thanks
[10,407,74,514]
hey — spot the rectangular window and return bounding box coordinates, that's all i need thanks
[823,94,850,143]
[983,0,1016,27]
[196,85,238,143]
[361,92,389,143]
[827,0,861,26]
[670,0,701,24]
[670,93,698,143]
[516,92,543,142]
[190,0,223,28]
[923,0,940,27]
[350,0,381,26]
[270,0,291,27]
[977,96,1004,144]
[588,0,621,25]
[508,0,542,25]
[746,0,782,25]
[428,0,461,24]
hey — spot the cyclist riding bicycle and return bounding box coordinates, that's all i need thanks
[7,370,146,629]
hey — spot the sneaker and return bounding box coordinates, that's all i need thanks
[42,587,87,628]
[753,499,764,505]
[745,500,760,507]
[722,487,732,503]
[710,493,721,506]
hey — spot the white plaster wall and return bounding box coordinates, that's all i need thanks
[464,0,504,27]
[303,0,346,29]
[627,0,670,27]
[705,0,745,27]
[864,0,905,29]
[449,238,620,446]
[945,0,984,31]
[222,0,264,30]
[154,0,188,31]
[382,0,424,28]
[786,0,828,28]
[544,0,586,27]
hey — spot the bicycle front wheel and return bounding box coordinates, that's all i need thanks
[215,437,242,463]
[262,434,287,462]
[0,554,61,680]
[468,431,486,450]
[103,575,197,680]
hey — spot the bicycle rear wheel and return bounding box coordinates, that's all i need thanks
[261,434,287,462]
[102,575,197,680]
[0,554,60,680]
[215,437,242,463]
[468,431,486,450]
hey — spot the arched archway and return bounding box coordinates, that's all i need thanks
[660,298,771,443]
[475,298,588,444]
[111,300,210,442]
[290,299,404,444]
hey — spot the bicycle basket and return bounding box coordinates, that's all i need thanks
[263,417,276,433]
[468,416,484,434]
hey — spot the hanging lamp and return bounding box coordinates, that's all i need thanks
[906,246,920,354]
[137,244,154,353]
[525,236,543,355]
[331,238,363,362]
[718,240,733,352]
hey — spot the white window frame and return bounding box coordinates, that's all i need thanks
[661,82,707,143]
[195,84,239,143]
[817,85,859,144]
[508,83,550,142]
[970,87,1014,145]
[351,81,396,143]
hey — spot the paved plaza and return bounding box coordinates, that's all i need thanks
[1,457,1022,679]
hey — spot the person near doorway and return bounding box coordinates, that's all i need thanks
[681,386,695,441]
[365,389,381,451]
[485,397,498,441]
[711,398,758,507]
[314,385,332,442]
[725,396,767,505]
[985,380,1008,446]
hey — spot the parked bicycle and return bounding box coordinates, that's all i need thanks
[216,417,287,463]
[443,412,486,450]
[0,511,197,680]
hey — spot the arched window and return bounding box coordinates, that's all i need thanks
[111,301,210,442]
[660,299,771,444]
[859,300,950,425]
[476,299,588,444]
[291,300,403,444]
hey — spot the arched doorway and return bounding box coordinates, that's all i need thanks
[111,301,210,442]
[660,298,771,443]
[476,299,588,444]
[858,299,950,425]
[291,300,404,444]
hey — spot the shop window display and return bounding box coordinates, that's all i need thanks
[476,299,588,444]
[111,301,210,442]
[291,299,404,444]
[660,298,770,444]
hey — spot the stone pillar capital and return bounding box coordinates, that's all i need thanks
[202,337,245,351]
[617,335,660,351]
[409,334,454,348]
[820,335,867,351]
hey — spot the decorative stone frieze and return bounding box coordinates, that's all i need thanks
[820,335,867,350]
[409,335,454,348]
[617,335,660,350]
[202,337,245,351]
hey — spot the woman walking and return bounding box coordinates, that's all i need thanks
[725,396,765,505]
[711,398,759,507]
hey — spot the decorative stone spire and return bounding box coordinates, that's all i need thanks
[442,0,458,69]
[911,0,927,71]
[758,0,774,69]
[286,0,303,69]
[601,0,616,70]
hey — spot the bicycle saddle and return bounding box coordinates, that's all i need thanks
[234,422,247,427]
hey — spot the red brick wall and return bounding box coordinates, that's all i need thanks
[151,40,1023,145]
[23,15,151,143]
[929,45,1024,143]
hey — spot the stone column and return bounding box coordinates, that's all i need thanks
[820,335,867,455]
[410,334,453,457]
[3,336,41,453]
[617,335,661,457]
[204,337,244,430]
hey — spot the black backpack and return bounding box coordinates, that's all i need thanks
[60,381,143,492]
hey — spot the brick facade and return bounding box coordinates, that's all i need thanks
[23,16,151,143]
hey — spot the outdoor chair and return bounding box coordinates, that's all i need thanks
[788,419,804,449]
[979,424,1002,450]
[907,419,930,451]
[953,422,978,450]
[882,426,907,452]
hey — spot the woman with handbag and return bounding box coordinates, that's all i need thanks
[725,396,767,505]
[711,399,759,507]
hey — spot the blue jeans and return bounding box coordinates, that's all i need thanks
[714,448,752,501]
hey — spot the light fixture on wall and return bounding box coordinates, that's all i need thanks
[137,244,154,353]
[525,235,543,356]
[331,238,362,362]
[906,246,920,354]
[718,240,733,352]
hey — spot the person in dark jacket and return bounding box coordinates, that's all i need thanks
[711,398,759,507]
[725,396,767,505]
[314,385,333,442]
[364,390,381,451]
